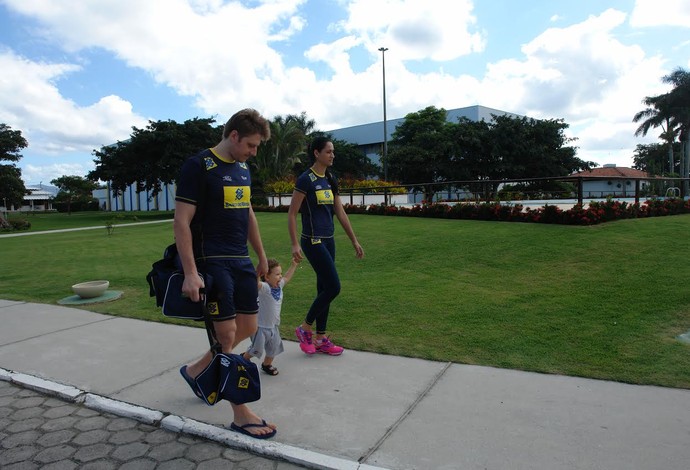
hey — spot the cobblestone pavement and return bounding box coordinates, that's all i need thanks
[0,381,305,469]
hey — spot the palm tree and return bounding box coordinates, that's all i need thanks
[662,68,690,187]
[253,115,310,183]
[633,93,678,174]
[286,111,317,137]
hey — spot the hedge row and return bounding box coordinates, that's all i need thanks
[255,198,690,226]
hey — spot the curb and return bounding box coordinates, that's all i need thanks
[0,367,388,470]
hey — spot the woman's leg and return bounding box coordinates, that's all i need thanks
[301,237,340,334]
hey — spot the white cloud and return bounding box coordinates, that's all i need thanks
[338,0,485,61]
[630,0,690,27]
[473,9,672,166]
[23,163,87,184]
[1,0,687,182]
[0,49,148,154]
[1,0,307,111]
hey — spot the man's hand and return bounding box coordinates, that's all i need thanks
[182,273,205,303]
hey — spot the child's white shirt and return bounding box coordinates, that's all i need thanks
[256,279,285,328]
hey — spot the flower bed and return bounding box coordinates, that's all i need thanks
[340,198,690,225]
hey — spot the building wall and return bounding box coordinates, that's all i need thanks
[93,182,176,212]
[582,180,647,198]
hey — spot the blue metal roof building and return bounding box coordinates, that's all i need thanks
[328,105,520,164]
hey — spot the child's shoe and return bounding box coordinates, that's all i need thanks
[295,326,316,354]
[315,336,344,356]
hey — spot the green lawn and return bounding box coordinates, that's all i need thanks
[2,211,689,388]
[6,210,174,232]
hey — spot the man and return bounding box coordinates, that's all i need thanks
[173,108,275,439]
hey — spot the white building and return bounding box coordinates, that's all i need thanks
[1,185,57,212]
[92,182,176,212]
[570,165,650,198]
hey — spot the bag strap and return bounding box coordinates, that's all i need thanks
[200,287,222,355]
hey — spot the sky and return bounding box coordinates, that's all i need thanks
[1,0,689,186]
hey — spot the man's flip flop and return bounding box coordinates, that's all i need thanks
[179,365,202,399]
[230,420,277,439]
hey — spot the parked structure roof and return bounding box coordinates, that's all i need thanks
[571,166,649,178]
[328,105,521,146]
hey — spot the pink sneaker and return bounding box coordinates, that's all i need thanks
[315,336,344,356]
[295,326,316,354]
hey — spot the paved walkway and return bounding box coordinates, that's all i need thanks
[0,380,302,469]
[1,299,690,469]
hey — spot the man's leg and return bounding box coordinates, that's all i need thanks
[185,318,237,377]
[226,315,275,435]
[233,312,258,348]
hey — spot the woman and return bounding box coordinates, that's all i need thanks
[287,136,364,356]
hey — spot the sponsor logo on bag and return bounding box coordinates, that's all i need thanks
[236,364,250,389]
[206,392,218,404]
[220,356,230,367]
[208,302,218,315]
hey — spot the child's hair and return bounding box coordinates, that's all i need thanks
[308,135,339,194]
[261,258,281,281]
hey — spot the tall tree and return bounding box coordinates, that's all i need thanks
[253,115,305,185]
[632,143,676,175]
[0,124,29,227]
[51,175,98,215]
[330,138,378,180]
[89,117,221,197]
[488,115,586,180]
[387,106,452,201]
[662,68,690,186]
[633,93,677,174]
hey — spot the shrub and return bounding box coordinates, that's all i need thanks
[6,218,31,231]
[255,196,690,226]
[339,179,407,194]
[264,178,295,194]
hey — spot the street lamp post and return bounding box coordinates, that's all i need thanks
[378,47,389,181]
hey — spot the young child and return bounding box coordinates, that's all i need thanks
[242,257,300,375]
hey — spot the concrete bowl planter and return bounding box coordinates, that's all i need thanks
[72,280,110,299]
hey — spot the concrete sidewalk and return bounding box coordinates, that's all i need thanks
[1,299,689,470]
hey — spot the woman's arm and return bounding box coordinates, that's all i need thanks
[333,195,364,259]
[287,190,306,263]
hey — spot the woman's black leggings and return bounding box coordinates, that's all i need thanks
[301,236,341,334]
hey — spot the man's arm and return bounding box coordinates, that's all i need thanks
[173,200,205,302]
[248,206,268,277]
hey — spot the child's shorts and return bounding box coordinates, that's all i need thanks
[246,326,284,358]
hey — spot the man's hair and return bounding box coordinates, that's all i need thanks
[223,108,271,141]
